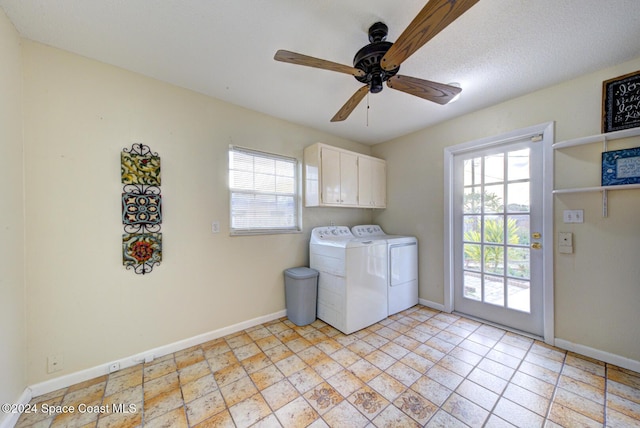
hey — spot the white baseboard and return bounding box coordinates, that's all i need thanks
[0,388,32,428]
[554,338,640,373]
[418,298,446,312]
[28,309,286,399]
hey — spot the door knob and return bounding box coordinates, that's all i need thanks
[531,242,542,250]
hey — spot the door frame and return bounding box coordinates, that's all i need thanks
[444,122,554,345]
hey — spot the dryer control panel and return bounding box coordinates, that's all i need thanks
[352,225,385,237]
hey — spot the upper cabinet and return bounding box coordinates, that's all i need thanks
[304,143,386,208]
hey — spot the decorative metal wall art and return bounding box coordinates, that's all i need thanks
[121,143,162,274]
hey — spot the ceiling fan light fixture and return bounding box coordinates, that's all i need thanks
[370,72,384,93]
[353,22,399,93]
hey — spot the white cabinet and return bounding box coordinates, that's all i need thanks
[304,143,386,208]
[358,155,386,208]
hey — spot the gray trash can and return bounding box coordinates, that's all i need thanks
[284,267,319,326]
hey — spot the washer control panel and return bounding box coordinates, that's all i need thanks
[311,226,353,240]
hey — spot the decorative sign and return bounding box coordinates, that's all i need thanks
[121,144,162,274]
[602,70,640,133]
[602,147,640,186]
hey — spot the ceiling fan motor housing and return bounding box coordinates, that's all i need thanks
[353,22,399,93]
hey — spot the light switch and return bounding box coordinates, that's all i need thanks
[573,210,584,223]
[563,209,584,223]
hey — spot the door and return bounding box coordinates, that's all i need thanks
[452,135,544,336]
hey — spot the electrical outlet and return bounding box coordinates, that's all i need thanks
[211,221,220,233]
[47,354,63,373]
[108,362,120,373]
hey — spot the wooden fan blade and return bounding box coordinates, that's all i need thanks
[387,75,461,105]
[275,50,365,77]
[331,85,370,122]
[381,0,479,71]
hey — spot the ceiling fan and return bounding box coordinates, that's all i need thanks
[274,0,479,122]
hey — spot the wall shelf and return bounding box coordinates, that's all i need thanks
[553,127,640,216]
[552,183,640,194]
[552,127,640,150]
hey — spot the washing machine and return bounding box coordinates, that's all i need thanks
[310,226,388,334]
[352,225,418,315]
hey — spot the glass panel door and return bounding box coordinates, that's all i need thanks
[454,139,543,336]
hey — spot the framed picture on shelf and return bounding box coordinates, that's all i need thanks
[602,69,640,133]
[602,147,640,186]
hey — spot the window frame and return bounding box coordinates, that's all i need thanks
[228,145,302,236]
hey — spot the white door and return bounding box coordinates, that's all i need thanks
[451,133,545,336]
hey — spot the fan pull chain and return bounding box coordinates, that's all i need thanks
[366,93,370,127]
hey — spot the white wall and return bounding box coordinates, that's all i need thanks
[372,57,640,363]
[22,40,372,384]
[0,7,26,415]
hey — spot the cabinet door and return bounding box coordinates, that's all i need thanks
[358,156,386,208]
[371,158,386,207]
[321,147,342,204]
[358,156,374,206]
[340,151,358,205]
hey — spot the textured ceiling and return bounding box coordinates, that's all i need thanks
[2,0,640,145]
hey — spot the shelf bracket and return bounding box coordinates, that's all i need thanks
[602,137,609,217]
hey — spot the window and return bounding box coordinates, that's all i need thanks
[229,146,300,235]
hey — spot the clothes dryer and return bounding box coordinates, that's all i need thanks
[310,226,388,334]
[351,225,418,315]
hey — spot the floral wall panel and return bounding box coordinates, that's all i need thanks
[122,192,162,231]
[121,150,161,186]
[121,144,162,274]
[122,233,162,274]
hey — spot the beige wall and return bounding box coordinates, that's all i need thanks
[7,16,640,390]
[0,8,26,411]
[372,57,640,362]
[22,41,372,384]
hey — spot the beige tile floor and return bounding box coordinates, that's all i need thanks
[15,305,640,427]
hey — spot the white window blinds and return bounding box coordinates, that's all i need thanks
[229,146,300,234]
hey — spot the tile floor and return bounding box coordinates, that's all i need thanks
[15,305,640,427]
